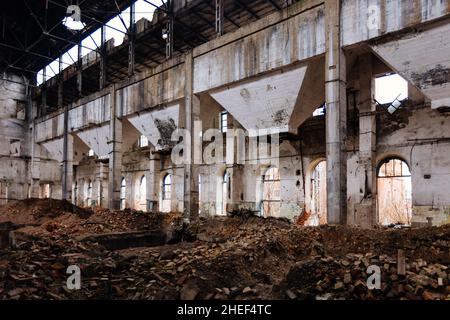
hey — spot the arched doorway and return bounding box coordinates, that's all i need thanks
[377,158,412,225]
[262,167,281,217]
[310,161,327,226]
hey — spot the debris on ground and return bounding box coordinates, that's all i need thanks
[0,199,449,300]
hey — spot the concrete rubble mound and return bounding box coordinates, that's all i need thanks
[0,199,449,300]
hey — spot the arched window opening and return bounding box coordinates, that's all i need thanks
[120,178,126,210]
[161,173,172,213]
[162,174,172,200]
[262,167,281,217]
[309,161,327,226]
[377,158,412,225]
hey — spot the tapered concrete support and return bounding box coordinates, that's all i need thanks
[183,52,200,222]
[108,85,123,210]
[356,53,377,227]
[147,149,160,211]
[325,0,347,225]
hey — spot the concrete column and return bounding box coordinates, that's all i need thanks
[183,51,200,222]
[97,162,106,207]
[29,120,40,198]
[147,149,160,211]
[356,53,377,227]
[62,101,73,201]
[125,174,133,209]
[325,0,347,225]
[61,133,74,202]
[108,84,123,209]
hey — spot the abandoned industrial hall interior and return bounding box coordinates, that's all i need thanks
[0,0,450,302]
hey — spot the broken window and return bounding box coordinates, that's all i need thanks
[313,103,326,117]
[120,178,126,210]
[262,167,281,218]
[88,149,94,157]
[310,161,327,226]
[375,74,408,105]
[220,111,228,133]
[138,135,149,148]
[377,158,412,226]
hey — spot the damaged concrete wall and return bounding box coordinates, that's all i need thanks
[0,74,29,201]
[376,106,450,226]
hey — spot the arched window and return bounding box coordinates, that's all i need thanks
[310,161,327,226]
[377,158,412,225]
[162,174,171,200]
[120,178,126,210]
[262,167,281,217]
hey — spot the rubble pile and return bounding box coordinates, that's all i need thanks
[0,199,449,300]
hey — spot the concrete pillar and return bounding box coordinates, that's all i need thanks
[325,0,347,225]
[108,85,123,210]
[62,100,73,201]
[356,53,377,227]
[29,120,40,198]
[147,149,160,211]
[183,51,200,222]
[61,133,74,201]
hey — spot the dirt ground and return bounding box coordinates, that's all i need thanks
[0,199,449,300]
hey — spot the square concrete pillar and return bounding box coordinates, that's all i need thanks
[355,53,377,227]
[325,0,347,225]
[147,150,160,211]
[183,51,200,222]
[108,84,123,210]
